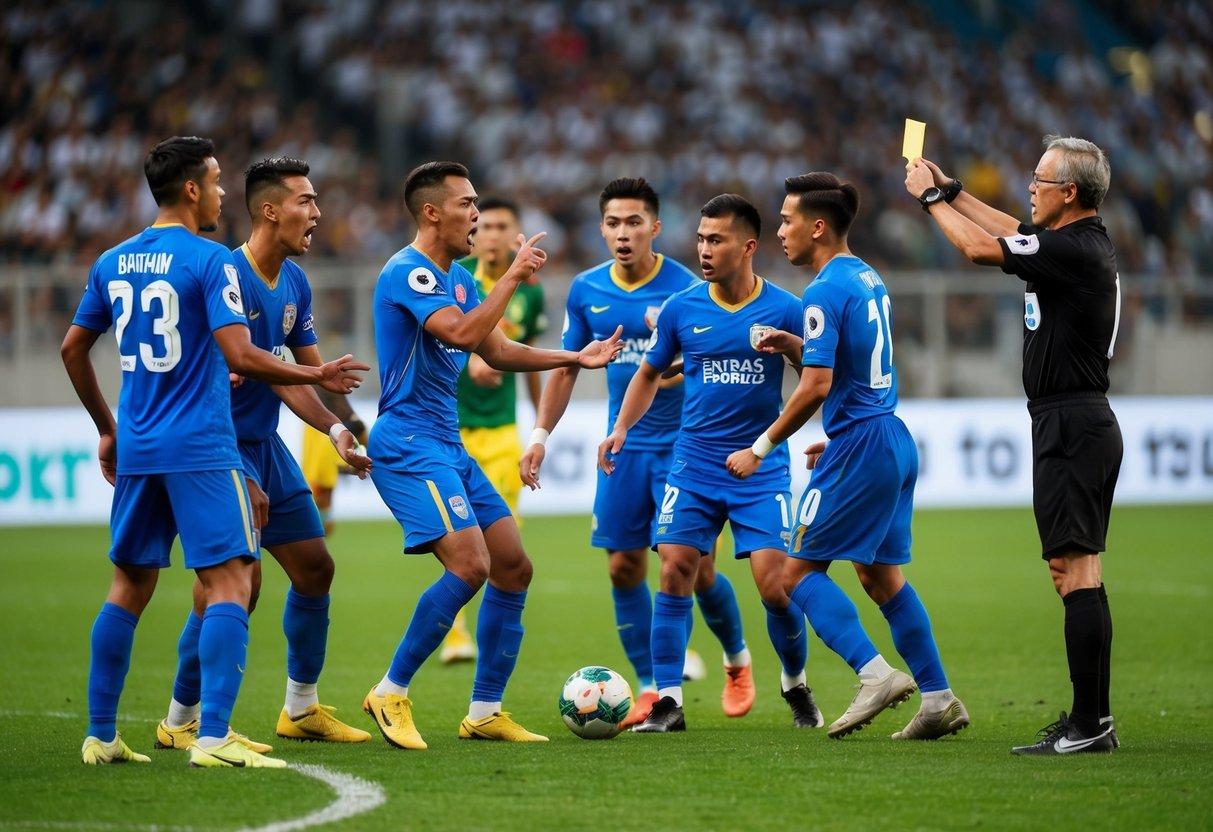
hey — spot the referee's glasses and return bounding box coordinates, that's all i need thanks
[1031,173,1071,188]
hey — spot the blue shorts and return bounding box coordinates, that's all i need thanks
[789,414,917,565]
[370,434,512,554]
[592,448,671,552]
[238,434,325,548]
[654,457,792,559]
[109,469,260,570]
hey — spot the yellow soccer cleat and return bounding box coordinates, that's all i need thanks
[459,712,549,742]
[276,705,372,743]
[82,733,150,765]
[362,687,427,750]
[188,736,287,769]
[155,718,273,754]
[440,610,477,664]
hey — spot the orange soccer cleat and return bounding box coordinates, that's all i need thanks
[621,690,660,729]
[722,664,755,717]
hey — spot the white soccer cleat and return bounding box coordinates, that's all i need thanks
[828,669,916,738]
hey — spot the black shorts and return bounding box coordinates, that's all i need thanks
[1028,392,1123,559]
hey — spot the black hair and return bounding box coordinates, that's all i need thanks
[784,172,860,236]
[143,136,214,206]
[599,177,659,217]
[477,196,519,218]
[700,193,762,238]
[403,161,470,220]
[243,156,311,220]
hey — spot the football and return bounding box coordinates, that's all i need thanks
[558,666,634,739]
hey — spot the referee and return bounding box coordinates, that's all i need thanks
[905,136,1121,755]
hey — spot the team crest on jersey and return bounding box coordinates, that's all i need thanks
[455,283,467,304]
[804,305,825,340]
[282,303,297,335]
[749,324,775,350]
[408,267,443,295]
[448,495,469,520]
[644,305,662,330]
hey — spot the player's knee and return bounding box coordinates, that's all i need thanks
[659,553,697,589]
[693,559,717,592]
[608,551,646,589]
[756,578,788,608]
[451,556,490,590]
[510,553,534,590]
[295,552,335,595]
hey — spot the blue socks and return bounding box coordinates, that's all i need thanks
[880,582,948,692]
[386,570,476,687]
[696,573,746,656]
[172,611,203,707]
[284,589,330,685]
[198,602,250,740]
[87,602,138,742]
[472,585,527,703]
[651,593,694,691]
[611,583,654,688]
[789,572,879,673]
[763,600,807,675]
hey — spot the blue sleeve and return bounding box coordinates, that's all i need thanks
[561,280,592,351]
[202,247,250,332]
[643,297,680,371]
[800,282,844,369]
[387,261,457,325]
[285,271,318,348]
[71,262,112,332]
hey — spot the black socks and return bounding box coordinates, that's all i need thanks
[1062,587,1106,736]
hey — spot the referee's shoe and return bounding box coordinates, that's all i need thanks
[1011,711,1115,755]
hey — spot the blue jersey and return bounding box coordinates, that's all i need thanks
[800,255,898,437]
[644,277,801,478]
[228,244,318,441]
[71,223,247,474]
[563,254,699,449]
[373,245,480,446]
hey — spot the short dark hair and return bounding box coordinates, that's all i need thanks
[700,193,762,239]
[144,136,214,206]
[403,161,470,220]
[476,196,519,218]
[243,156,311,220]
[784,172,860,236]
[599,177,659,217]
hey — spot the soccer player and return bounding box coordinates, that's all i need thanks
[362,161,623,749]
[520,178,752,727]
[155,157,373,752]
[62,137,365,768]
[906,137,1121,754]
[597,194,819,733]
[725,172,969,740]
[442,196,547,665]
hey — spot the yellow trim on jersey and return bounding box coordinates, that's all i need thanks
[793,524,806,553]
[426,480,455,533]
[709,275,764,313]
[230,469,256,553]
[239,243,280,289]
[610,253,664,293]
[150,222,186,228]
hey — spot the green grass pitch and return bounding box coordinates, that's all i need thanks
[0,505,1210,830]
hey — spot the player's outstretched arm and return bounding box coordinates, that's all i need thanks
[597,361,662,476]
[475,325,624,372]
[726,366,833,479]
[906,161,1004,266]
[917,157,1020,237]
[212,324,368,394]
[61,324,118,484]
[520,364,581,491]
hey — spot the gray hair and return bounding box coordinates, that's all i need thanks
[1042,135,1111,210]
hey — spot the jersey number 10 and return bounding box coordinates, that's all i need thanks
[867,296,893,390]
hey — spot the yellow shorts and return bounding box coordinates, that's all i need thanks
[460,424,523,516]
[301,425,343,491]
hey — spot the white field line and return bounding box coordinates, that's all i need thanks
[0,711,386,832]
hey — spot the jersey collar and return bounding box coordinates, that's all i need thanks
[149,222,186,229]
[609,253,663,292]
[239,243,280,290]
[709,275,764,313]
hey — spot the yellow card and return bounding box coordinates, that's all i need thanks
[902,118,926,162]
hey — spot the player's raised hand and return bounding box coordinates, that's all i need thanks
[597,427,628,475]
[804,440,828,470]
[520,443,546,491]
[905,159,934,197]
[98,432,116,486]
[725,448,762,479]
[756,329,803,355]
[578,325,624,369]
[246,477,269,530]
[333,428,373,479]
[318,354,369,394]
[508,232,548,281]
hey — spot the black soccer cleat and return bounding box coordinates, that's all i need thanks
[632,696,686,733]
[1011,711,1115,756]
[782,684,825,728]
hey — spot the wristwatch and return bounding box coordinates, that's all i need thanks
[918,186,945,211]
[942,178,963,203]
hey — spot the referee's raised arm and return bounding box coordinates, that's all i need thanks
[907,135,1125,757]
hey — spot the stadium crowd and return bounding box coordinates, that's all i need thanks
[1,0,1209,280]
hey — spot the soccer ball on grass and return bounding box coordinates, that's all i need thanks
[558,666,633,739]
